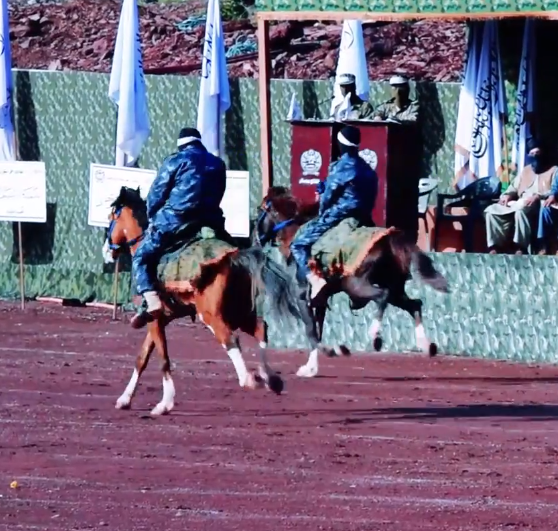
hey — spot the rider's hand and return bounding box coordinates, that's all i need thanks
[524,195,539,207]
[544,195,557,208]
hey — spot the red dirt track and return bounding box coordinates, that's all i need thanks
[1,301,558,530]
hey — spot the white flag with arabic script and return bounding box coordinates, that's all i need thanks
[0,0,15,161]
[454,23,482,190]
[330,20,369,117]
[511,19,536,174]
[197,0,231,157]
[108,0,150,167]
[468,21,507,183]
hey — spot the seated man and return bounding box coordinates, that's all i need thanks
[484,140,557,254]
[373,75,419,124]
[331,73,374,121]
[290,125,378,301]
[131,127,232,328]
[537,154,558,254]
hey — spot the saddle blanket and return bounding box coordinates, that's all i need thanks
[157,227,237,286]
[306,218,394,278]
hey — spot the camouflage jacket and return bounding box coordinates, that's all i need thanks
[373,98,419,123]
[333,97,374,121]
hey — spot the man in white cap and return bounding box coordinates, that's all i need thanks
[290,125,378,301]
[332,73,374,121]
[373,75,419,124]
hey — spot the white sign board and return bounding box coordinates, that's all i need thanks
[0,161,47,223]
[88,163,156,228]
[222,170,250,238]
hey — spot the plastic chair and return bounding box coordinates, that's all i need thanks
[433,176,502,252]
[417,178,438,251]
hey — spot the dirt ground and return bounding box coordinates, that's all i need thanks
[1,300,558,530]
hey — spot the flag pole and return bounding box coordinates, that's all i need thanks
[13,131,25,310]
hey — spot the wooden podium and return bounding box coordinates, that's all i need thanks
[289,119,421,240]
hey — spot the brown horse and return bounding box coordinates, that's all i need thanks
[102,186,309,415]
[253,186,450,377]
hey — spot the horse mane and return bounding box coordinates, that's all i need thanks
[111,186,149,230]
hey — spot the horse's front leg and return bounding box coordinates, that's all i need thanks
[147,319,176,416]
[115,331,154,410]
[296,299,326,378]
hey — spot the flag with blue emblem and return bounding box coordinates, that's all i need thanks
[330,20,370,118]
[468,21,507,183]
[0,0,15,161]
[196,0,231,157]
[511,19,536,174]
[108,0,150,167]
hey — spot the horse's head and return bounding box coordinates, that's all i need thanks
[102,186,149,264]
[253,187,301,247]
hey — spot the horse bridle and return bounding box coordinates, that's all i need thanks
[107,207,145,252]
[255,199,295,247]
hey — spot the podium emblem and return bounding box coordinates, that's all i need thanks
[359,149,378,170]
[300,149,323,176]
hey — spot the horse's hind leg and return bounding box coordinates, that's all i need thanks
[115,331,154,410]
[368,288,389,352]
[390,291,437,357]
[148,319,176,416]
[242,317,283,394]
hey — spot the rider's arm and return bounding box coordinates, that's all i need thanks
[146,155,180,219]
[319,163,351,215]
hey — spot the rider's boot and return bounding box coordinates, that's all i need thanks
[130,291,163,329]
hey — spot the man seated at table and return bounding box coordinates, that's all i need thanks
[373,75,419,124]
[484,140,558,254]
[331,73,374,121]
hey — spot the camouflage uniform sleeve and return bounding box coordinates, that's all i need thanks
[359,102,375,120]
[146,154,181,219]
[373,102,388,120]
[401,100,420,123]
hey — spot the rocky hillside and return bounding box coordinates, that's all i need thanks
[8,0,466,81]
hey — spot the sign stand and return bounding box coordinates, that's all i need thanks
[112,256,120,320]
[17,222,24,310]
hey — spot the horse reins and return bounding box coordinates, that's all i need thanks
[256,199,295,246]
[107,207,145,251]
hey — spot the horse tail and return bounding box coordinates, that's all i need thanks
[229,247,303,321]
[387,230,449,293]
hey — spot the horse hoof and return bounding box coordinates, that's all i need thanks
[242,371,261,390]
[150,402,173,416]
[336,344,351,357]
[267,374,284,395]
[373,336,383,352]
[428,343,438,357]
[296,364,318,378]
[115,396,132,410]
[325,348,338,358]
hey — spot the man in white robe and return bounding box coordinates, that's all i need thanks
[484,142,558,254]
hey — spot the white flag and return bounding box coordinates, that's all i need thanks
[468,21,507,183]
[286,93,302,121]
[108,0,150,167]
[196,0,231,157]
[330,20,369,117]
[0,0,15,161]
[511,19,536,174]
[454,23,482,189]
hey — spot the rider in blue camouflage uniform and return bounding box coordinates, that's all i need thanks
[290,125,378,301]
[131,127,231,329]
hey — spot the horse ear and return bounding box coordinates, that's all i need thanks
[136,187,141,194]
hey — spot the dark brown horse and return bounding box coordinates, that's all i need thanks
[103,186,309,415]
[253,186,450,377]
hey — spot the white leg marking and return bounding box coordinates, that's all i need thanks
[415,323,430,351]
[115,369,139,409]
[151,374,175,416]
[206,325,215,336]
[226,346,249,387]
[259,341,267,349]
[198,313,205,323]
[297,348,319,378]
[368,318,381,339]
